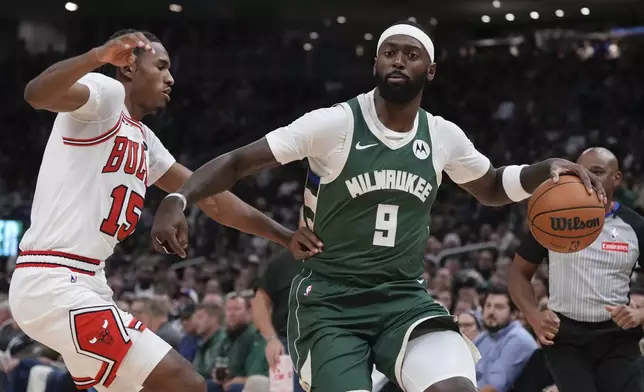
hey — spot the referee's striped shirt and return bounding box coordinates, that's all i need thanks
[516,202,644,322]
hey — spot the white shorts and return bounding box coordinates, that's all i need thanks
[9,258,171,391]
[399,330,478,392]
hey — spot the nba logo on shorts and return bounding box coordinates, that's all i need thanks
[70,274,78,283]
[304,285,312,296]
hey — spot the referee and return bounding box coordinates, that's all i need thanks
[509,147,644,392]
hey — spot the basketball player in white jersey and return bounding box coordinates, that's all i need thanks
[9,30,322,392]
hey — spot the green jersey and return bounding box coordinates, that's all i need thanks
[265,90,490,286]
[303,97,437,285]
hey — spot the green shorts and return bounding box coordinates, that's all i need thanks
[287,269,457,391]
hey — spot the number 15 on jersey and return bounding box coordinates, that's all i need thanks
[100,185,144,241]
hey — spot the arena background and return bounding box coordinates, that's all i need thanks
[0,0,644,391]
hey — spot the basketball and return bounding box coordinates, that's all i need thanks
[527,175,605,253]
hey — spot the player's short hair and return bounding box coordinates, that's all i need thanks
[484,285,518,313]
[100,29,162,77]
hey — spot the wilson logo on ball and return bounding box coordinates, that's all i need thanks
[549,216,601,232]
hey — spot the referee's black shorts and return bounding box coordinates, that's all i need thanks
[542,313,644,392]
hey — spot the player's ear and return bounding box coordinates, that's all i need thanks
[120,64,135,81]
[427,63,437,82]
[614,170,623,187]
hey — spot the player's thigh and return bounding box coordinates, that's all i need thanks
[67,306,176,390]
[11,271,179,391]
[372,287,459,388]
[398,330,476,392]
[71,310,203,392]
[291,328,372,392]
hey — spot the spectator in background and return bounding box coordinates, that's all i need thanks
[210,294,267,392]
[134,264,157,297]
[178,303,200,362]
[434,289,453,312]
[205,278,222,295]
[453,297,478,316]
[474,287,538,392]
[477,250,497,281]
[193,303,226,380]
[430,267,452,292]
[458,310,482,342]
[129,297,184,350]
[203,293,225,308]
[252,248,305,392]
[115,299,130,313]
[455,275,483,313]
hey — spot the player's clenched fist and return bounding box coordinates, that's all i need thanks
[151,195,189,258]
[605,304,644,330]
[94,31,154,67]
[532,309,560,346]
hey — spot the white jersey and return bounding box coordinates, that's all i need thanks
[18,73,175,273]
[265,89,491,185]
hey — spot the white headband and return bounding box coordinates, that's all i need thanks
[376,24,435,63]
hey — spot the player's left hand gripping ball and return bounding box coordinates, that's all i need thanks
[151,197,189,258]
[548,158,607,204]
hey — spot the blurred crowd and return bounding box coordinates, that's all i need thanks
[0,18,644,392]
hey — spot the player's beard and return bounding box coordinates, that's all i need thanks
[376,70,426,104]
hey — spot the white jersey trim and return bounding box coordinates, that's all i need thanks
[16,250,103,275]
[62,112,125,147]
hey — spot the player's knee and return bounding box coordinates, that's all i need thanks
[423,376,477,392]
[144,350,206,392]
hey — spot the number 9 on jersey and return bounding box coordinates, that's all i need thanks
[373,204,399,247]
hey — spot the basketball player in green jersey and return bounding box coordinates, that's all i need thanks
[152,21,605,392]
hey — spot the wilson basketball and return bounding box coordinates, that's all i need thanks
[527,175,605,253]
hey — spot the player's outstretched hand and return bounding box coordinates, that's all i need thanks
[289,227,324,260]
[532,309,560,346]
[606,304,644,329]
[151,196,189,258]
[94,31,154,67]
[548,158,607,204]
